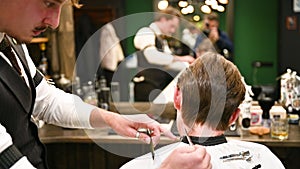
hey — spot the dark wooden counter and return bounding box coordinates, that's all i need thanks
[38,124,176,145]
[239,124,300,147]
[38,124,300,169]
[38,102,300,169]
[39,123,300,147]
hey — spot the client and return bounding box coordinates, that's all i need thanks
[120,52,285,169]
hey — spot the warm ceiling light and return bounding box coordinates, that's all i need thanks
[217,5,225,12]
[205,0,213,6]
[218,0,228,5]
[178,1,188,8]
[211,4,218,9]
[205,0,218,6]
[201,5,211,14]
[193,15,201,21]
[186,5,194,13]
[158,0,169,10]
[212,0,218,5]
[181,7,189,15]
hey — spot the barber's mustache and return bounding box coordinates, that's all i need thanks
[34,26,48,32]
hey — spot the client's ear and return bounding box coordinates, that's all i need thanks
[173,87,182,110]
[229,108,240,124]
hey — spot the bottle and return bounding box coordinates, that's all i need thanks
[110,82,120,102]
[38,42,50,79]
[72,76,84,98]
[98,87,110,110]
[239,94,252,129]
[83,81,98,106]
[57,74,71,91]
[129,82,135,102]
[99,76,107,89]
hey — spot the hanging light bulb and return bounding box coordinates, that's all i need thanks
[158,0,169,10]
[178,0,188,8]
[181,7,189,15]
[217,5,225,12]
[218,0,228,5]
[201,5,211,14]
[193,15,201,21]
[211,0,218,8]
[186,5,194,13]
[205,0,213,6]
[211,4,218,10]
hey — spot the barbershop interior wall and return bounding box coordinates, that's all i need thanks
[278,0,300,75]
[78,0,280,87]
[233,0,279,87]
[123,0,280,87]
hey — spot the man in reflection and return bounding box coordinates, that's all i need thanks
[121,52,284,169]
[194,12,233,61]
[133,6,195,101]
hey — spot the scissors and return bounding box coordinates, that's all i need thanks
[184,128,193,146]
[138,128,155,160]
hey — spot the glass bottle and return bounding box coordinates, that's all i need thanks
[83,81,98,106]
[129,81,135,102]
[99,76,107,89]
[98,87,110,110]
[38,42,50,79]
[72,76,84,98]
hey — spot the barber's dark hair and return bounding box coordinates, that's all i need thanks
[204,12,219,22]
[177,52,245,131]
[154,6,182,21]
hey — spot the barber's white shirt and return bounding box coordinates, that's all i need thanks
[120,140,285,169]
[0,33,96,168]
[134,23,187,71]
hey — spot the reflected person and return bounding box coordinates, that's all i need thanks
[133,6,195,101]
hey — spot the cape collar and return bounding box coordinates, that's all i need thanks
[181,134,227,146]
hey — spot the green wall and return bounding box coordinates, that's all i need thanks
[124,0,154,55]
[124,0,279,87]
[234,0,279,86]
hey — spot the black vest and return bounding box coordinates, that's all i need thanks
[0,37,47,169]
[134,34,176,101]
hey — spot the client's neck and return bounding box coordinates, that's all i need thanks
[189,124,224,137]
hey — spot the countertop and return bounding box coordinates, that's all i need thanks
[38,123,300,147]
[38,102,300,147]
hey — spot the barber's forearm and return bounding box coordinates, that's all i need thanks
[144,47,173,65]
[89,108,116,128]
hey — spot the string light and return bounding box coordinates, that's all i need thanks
[186,5,194,13]
[178,0,188,7]
[193,15,201,21]
[157,0,228,14]
[218,0,228,5]
[158,0,169,10]
[201,4,212,14]
[181,7,189,14]
[217,5,225,12]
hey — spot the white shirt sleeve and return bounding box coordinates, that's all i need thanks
[134,27,174,66]
[0,124,36,169]
[33,80,95,129]
[0,124,13,154]
[10,157,36,169]
[22,45,96,129]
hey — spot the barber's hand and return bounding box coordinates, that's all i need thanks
[159,145,212,169]
[107,113,177,145]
